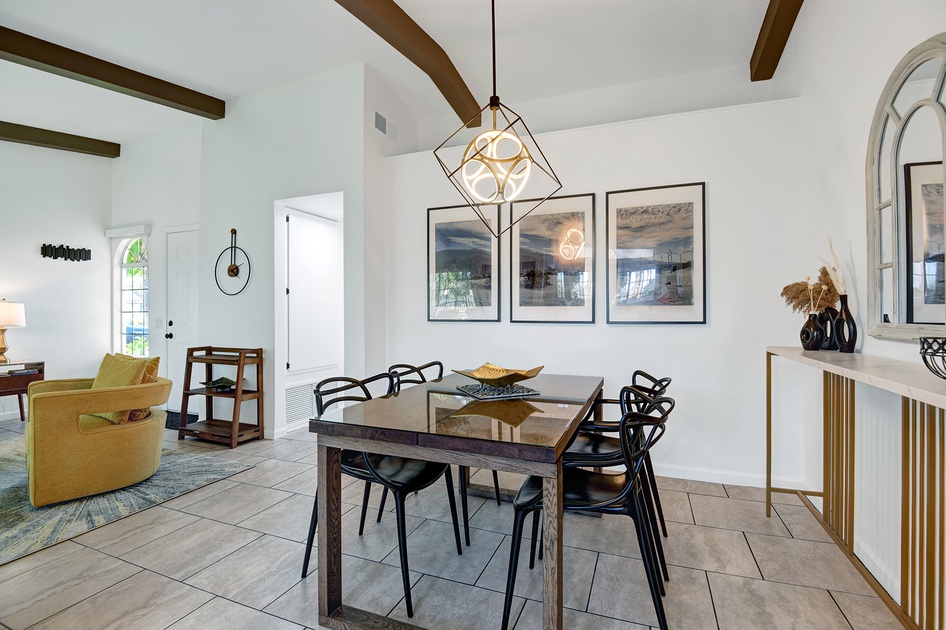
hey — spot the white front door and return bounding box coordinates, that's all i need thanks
[165,229,199,411]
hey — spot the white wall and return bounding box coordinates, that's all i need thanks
[0,141,113,418]
[385,99,807,486]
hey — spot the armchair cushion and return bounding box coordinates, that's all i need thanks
[90,354,160,424]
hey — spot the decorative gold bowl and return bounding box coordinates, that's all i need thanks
[452,363,543,387]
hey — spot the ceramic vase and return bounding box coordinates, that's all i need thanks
[819,306,839,350]
[835,294,857,353]
[800,312,824,350]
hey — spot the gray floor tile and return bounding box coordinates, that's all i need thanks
[382,519,503,585]
[120,519,260,580]
[283,428,320,443]
[690,494,791,537]
[185,535,304,610]
[656,476,726,497]
[659,489,694,524]
[273,469,318,495]
[476,535,598,611]
[237,492,314,541]
[265,553,421,624]
[208,450,270,466]
[177,482,294,523]
[75,505,200,556]
[710,572,851,630]
[562,511,641,559]
[0,548,140,629]
[470,468,526,501]
[227,458,314,488]
[168,597,305,630]
[341,505,424,562]
[831,591,902,630]
[663,521,761,578]
[387,575,526,630]
[513,599,650,630]
[340,478,395,512]
[161,479,240,510]
[248,440,317,462]
[773,503,834,543]
[588,552,716,629]
[467,497,532,538]
[746,533,875,596]
[725,484,803,505]
[0,541,83,584]
[228,438,285,455]
[29,570,213,630]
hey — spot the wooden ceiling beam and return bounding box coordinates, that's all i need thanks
[0,120,120,158]
[0,26,225,119]
[335,0,481,127]
[750,0,804,82]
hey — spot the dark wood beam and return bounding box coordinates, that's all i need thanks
[335,0,481,127]
[0,120,120,158]
[750,0,804,82]
[0,26,225,119]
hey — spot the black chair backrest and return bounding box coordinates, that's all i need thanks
[631,370,671,399]
[620,395,674,478]
[388,361,444,392]
[314,372,395,417]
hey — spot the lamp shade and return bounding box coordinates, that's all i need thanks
[0,300,26,328]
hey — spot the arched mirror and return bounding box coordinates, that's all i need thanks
[867,33,946,339]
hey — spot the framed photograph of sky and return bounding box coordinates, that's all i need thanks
[606,182,706,324]
[510,194,595,323]
[428,204,500,321]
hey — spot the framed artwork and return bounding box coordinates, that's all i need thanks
[606,182,706,324]
[428,204,500,321]
[905,161,945,324]
[509,194,595,323]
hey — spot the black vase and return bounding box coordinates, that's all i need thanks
[819,306,839,350]
[800,313,824,350]
[835,294,857,353]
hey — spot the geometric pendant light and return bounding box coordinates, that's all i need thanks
[434,0,561,238]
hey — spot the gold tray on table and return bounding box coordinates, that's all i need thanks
[452,363,544,387]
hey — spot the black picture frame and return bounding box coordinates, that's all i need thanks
[606,182,706,324]
[509,193,595,323]
[427,204,501,321]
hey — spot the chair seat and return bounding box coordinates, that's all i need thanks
[564,432,622,465]
[340,449,447,491]
[514,467,629,511]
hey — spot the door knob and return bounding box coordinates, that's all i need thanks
[165,333,174,339]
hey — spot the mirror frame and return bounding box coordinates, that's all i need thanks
[867,32,946,340]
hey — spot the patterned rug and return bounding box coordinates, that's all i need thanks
[0,433,253,566]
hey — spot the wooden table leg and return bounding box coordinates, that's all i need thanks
[765,350,773,517]
[17,393,25,422]
[318,444,343,621]
[542,461,563,630]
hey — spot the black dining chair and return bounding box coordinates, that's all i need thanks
[501,401,674,630]
[388,360,503,547]
[301,372,463,618]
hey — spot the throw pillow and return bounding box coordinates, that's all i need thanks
[116,354,161,422]
[90,353,148,424]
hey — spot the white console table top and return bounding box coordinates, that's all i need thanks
[766,345,946,410]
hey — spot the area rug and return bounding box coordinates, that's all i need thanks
[0,434,253,566]
[164,410,198,430]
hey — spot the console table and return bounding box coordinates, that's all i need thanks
[0,361,44,421]
[766,346,945,630]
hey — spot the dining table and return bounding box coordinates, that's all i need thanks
[309,371,604,630]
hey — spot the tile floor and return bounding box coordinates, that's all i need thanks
[0,418,902,630]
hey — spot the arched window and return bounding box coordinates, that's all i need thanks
[119,238,149,357]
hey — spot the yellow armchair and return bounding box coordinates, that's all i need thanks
[25,376,173,507]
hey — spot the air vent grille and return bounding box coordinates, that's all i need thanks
[286,383,316,427]
[374,111,387,134]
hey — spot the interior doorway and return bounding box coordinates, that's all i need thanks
[273,192,345,436]
[165,227,199,411]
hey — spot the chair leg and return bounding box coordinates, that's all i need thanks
[443,466,463,555]
[645,453,668,537]
[376,487,389,523]
[502,508,528,630]
[632,491,668,630]
[301,489,318,579]
[359,481,372,535]
[458,465,471,546]
[393,493,414,618]
[492,469,502,505]
[528,509,541,569]
[639,466,669,582]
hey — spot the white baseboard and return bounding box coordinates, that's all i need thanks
[652,462,811,490]
[854,534,900,599]
[0,410,21,422]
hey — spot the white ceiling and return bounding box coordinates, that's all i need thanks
[0,0,772,148]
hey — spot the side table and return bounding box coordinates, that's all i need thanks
[0,361,45,421]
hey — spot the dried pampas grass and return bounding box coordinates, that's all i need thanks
[780,266,840,314]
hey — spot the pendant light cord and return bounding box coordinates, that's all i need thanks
[491,0,497,99]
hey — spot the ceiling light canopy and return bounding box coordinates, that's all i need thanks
[434,0,561,238]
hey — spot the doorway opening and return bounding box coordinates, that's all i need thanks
[273,192,345,435]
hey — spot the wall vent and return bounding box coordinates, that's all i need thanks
[374,111,387,134]
[286,383,316,427]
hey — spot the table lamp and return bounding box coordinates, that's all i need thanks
[0,299,26,363]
